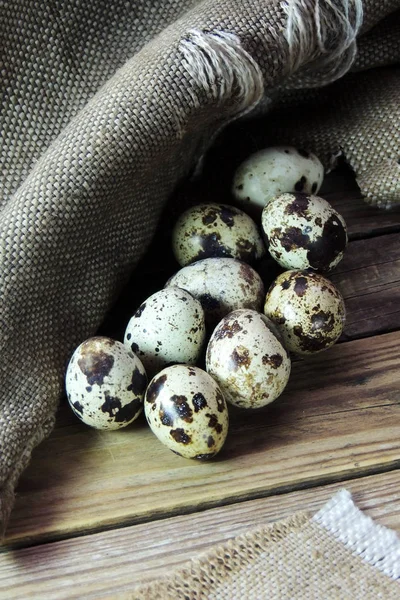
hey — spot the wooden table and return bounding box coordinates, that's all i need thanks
[1,170,400,599]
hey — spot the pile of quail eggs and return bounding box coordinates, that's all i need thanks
[65,146,348,461]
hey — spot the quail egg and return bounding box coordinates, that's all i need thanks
[264,270,346,354]
[232,146,324,210]
[172,202,265,266]
[261,192,347,271]
[124,287,205,378]
[65,337,147,430]
[206,309,291,409]
[144,364,229,459]
[165,257,265,326]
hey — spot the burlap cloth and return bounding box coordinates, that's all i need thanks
[1,0,400,541]
[127,490,400,599]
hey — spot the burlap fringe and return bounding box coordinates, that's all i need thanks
[124,491,400,599]
[284,0,364,84]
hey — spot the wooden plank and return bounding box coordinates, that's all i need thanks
[1,470,400,600]
[100,209,400,352]
[99,168,400,341]
[4,331,400,546]
[330,232,400,340]
[320,170,400,241]
[177,139,400,241]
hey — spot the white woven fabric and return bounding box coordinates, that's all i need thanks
[313,489,400,580]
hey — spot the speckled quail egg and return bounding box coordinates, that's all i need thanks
[172,202,265,266]
[144,364,229,460]
[232,146,324,210]
[261,192,347,271]
[264,270,346,355]
[65,337,147,430]
[206,309,291,409]
[165,257,265,326]
[124,287,205,378]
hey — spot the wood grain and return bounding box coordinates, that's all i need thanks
[331,232,400,340]
[98,169,400,341]
[2,470,400,600]
[4,331,400,547]
[321,171,400,240]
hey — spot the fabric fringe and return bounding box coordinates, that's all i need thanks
[313,489,400,581]
[283,0,364,85]
[179,29,264,116]
[179,29,265,176]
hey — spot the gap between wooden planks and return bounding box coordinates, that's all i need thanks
[1,469,400,600]
[4,330,400,547]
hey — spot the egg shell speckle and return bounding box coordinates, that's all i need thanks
[206,309,291,409]
[262,192,348,271]
[124,287,206,378]
[172,202,265,266]
[233,146,324,210]
[264,270,346,355]
[165,257,265,326]
[65,337,147,430]
[144,365,229,460]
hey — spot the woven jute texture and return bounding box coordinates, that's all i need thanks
[124,491,400,599]
[1,0,400,535]
[130,520,399,599]
[264,66,400,207]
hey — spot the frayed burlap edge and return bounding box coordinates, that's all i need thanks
[121,491,400,600]
[127,512,310,600]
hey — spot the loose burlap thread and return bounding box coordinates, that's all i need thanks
[1,0,400,536]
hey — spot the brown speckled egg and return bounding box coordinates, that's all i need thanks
[262,192,347,272]
[232,146,324,211]
[124,287,205,378]
[206,309,291,409]
[264,270,346,355]
[144,365,228,460]
[65,337,147,430]
[172,202,265,266]
[165,257,265,326]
